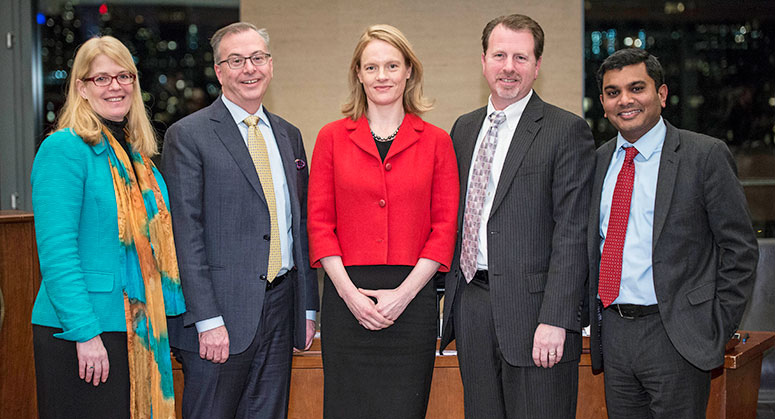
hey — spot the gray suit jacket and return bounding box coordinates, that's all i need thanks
[161,97,318,352]
[441,93,596,366]
[587,121,758,371]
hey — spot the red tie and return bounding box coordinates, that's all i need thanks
[599,146,639,307]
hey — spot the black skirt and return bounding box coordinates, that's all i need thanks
[321,265,437,419]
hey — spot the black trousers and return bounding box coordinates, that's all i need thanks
[33,325,130,419]
[174,275,294,419]
[454,277,579,419]
[601,307,711,418]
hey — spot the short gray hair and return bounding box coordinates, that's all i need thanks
[210,22,270,62]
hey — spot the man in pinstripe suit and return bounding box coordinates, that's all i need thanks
[440,14,595,418]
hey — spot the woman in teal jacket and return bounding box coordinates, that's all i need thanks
[31,36,184,419]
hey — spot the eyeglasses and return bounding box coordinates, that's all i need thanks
[217,53,271,69]
[82,72,136,87]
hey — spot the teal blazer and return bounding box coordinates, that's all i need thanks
[30,128,170,342]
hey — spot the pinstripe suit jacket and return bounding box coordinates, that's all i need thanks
[440,93,596,366]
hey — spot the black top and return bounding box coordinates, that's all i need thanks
[375,139,392,162]
[101,117,131,159]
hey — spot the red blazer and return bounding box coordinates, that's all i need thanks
[308,114,459,272]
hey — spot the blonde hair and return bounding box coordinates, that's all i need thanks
[341,24,433,120]
[56,35,158,156]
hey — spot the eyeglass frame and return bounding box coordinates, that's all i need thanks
[217,53,272,69]
[82,72,137,87]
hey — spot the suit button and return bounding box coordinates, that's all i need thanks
[385,163,392,171]
[379,199,386,207]
[263,234,270,241]
[260,274,267,280]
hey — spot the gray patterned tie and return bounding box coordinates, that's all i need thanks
[460,111,506,282]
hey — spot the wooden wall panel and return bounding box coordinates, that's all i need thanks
[240,0,585,159]
[0,211,40,418]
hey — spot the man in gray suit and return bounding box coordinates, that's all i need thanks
[162,22,318,418]
[588,48,758,418]
[440,14,595,418]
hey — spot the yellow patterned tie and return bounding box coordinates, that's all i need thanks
[244,116,282,282]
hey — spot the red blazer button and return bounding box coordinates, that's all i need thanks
[379,199,386,207]
[385,163,392,171]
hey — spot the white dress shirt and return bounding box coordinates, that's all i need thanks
[466,91,533,270]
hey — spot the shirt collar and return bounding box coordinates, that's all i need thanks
[220,95,270,129]
[486,90,533,130]
[615,116,665,161]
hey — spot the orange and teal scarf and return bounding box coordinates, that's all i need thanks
[104,128,185,419]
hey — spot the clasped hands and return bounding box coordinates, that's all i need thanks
[343,286,412,330]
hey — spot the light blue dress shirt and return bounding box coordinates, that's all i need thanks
[599,117,666,305]
[221,96,294,274]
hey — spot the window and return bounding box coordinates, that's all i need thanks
[38,1,239,149]
[585,0,775,237]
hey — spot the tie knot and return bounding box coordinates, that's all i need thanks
[488,111,506,126]
[244,115,260,127]
[624,146,639,163]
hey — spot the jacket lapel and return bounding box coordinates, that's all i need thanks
[489,93,543,216]
[652,121,681,249]
[589,139,617,282]
[266,110,299,205]
[384,114,422,160]
[455,108,487,226]
[348,117,381,161]
[209,97,266,204]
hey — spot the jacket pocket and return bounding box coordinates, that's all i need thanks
[686,282,715,305]
[528,272,548,293]
[83,271,115,293]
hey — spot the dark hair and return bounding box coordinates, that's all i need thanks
[482,14,544,59]
[211,22,270,63]
[596,48,664,93]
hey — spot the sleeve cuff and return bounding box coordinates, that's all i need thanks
[306,310,317,321]
[53,320,103,343]
[195,316,224,333]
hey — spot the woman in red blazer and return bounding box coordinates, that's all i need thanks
[307,24,459,419]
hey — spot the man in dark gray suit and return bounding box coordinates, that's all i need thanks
[589,48,758,418]
[440,14,595,418]
[162,22,318,418]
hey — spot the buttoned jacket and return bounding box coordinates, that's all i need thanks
[308,114,459,271]
[31,129,170,342]
[588,121,758,371]
[440,93,596,366]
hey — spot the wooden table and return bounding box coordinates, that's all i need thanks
[6,211,771,418]
[287,339,464,419]
[279,332,775,418]
[578,332,775,419]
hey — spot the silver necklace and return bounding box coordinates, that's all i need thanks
[371,125,400,143]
